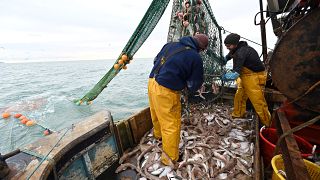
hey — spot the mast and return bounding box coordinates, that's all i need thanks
[259,0,268,62]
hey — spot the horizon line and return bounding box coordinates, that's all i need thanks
[0,57,153,64]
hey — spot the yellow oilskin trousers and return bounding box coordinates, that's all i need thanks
[148,78,181,165]
[232,67,271,126]
[232,77,248,118]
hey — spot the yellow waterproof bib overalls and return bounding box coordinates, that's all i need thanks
[232,67,271,126]
[148,78,181,165]
[148,45,191,165]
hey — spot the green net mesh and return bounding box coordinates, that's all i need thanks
[167,0,224,86]
[76,0,224,105]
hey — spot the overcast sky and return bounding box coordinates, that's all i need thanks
[0,0,277,62]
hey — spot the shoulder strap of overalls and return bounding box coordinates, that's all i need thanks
[154,43,192,76]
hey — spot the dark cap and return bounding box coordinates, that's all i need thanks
[193,34,209,50]
[224,33,240,45]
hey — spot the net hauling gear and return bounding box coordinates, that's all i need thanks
[76,0,224,105]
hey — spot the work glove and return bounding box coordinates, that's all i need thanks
[222,72,240,81]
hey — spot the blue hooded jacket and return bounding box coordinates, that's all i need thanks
[149,36,204,92]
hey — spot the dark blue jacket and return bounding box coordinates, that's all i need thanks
[149,36,204,92]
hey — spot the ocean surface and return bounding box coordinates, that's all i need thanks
[0,59,153,153]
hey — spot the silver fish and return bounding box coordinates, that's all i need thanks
[151,167,165,175]
[159,166,172,178]
[167,172,181,180]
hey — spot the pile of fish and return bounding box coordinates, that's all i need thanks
[116,103,255,180]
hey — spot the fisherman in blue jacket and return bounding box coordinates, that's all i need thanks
[148,34,208,166]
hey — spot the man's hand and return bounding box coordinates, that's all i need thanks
[222,72,240,81]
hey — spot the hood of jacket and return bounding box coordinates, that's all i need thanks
[237,41,248,48]
[179,36,199,50]
[235,41,248,51]
[229,41,248,54]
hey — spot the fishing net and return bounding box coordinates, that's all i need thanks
[76,0,224,105]
[167,0,224,88]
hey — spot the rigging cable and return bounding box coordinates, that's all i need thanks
[220,27,274,51]
[280,0,292,24]
[26,125,73,180]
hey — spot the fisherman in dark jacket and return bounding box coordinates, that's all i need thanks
[222,33,271,127]
[148,34,208,166]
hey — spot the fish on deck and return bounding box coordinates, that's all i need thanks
[116,103,255,180]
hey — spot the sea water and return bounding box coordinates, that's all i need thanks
[0,59,153,153]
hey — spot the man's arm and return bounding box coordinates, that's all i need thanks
[232,48,247,74]
[187,57,204,92]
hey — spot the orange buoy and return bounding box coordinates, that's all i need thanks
[114,64,120,70]
[123,65,127,70]
[26,120,35,126]
[75,100,83,106]
[43,129,51,136]
[85,101,92,105]
[2,112,11,119]
[19,115,26,120]
[21,118,29,124]
[14,113,22,118]
[118,59,124,65]
[121,54,128,61]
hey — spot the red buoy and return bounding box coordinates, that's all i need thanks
[14,113,22,118]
